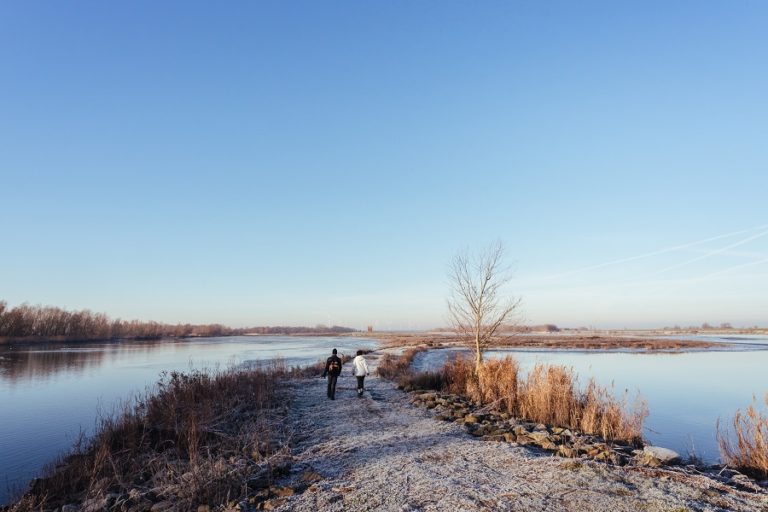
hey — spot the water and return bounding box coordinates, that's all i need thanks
[413,337,768,465]
[0,335,375,505]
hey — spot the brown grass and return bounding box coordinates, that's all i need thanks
[718,392,768,479]
[471,359,646,444]
[372,332,719,351]
[377,347,426,381]
[9,363,290,511]
[378,349,647,445]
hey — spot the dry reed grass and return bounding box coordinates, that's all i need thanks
[9,363,289,511]
[442,356,646,444]
[718,392,768,479]
[375,349,646,444]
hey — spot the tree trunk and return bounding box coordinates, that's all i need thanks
[475,330,482,374]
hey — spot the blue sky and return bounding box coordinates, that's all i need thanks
[1,1,767,329]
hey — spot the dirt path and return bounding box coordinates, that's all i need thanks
[273,354,767,512]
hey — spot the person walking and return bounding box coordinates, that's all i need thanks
[352,350,370,397]
[322,348,343,400]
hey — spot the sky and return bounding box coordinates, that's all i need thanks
[1,1,767,330]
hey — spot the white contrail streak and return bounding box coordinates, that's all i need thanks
[651,228,768,276]
[692,256,768,281]
[542,224,768,280]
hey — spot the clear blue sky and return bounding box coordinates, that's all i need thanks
[2,1,767,329]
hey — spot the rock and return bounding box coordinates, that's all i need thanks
[503,433,516,443]
[198,506,211,512]
[534,423,548,431]
[539,440,558,451]
[512,425,529,436]
[640,446,681,466]
[150,501,175,512]
[529,431,551,444]
[516,434,534,445]
[558,446,576,458]
[82,497,108,512]
[464,414,478,424]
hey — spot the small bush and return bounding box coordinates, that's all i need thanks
[718,393,768,479]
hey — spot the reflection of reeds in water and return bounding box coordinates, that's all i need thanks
[718,392,768,479]
[9,361,289,511]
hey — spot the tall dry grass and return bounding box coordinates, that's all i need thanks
[375,349,646,444]
[718,392,768,479]
[443,356,646,444]
[10,363,289,512]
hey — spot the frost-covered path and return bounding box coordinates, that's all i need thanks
[273,354,766,512]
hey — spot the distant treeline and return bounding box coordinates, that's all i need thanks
[0,301,357,342]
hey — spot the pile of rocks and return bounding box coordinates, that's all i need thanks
[409,391,676,468]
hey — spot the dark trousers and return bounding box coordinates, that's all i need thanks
[327,374,338,399]
[356,376,365,394]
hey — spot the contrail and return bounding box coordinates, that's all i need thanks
[651,228,768,276]
[542,224,768,280]
[691,256,768,281]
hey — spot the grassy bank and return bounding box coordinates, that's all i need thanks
[6,364,292,512]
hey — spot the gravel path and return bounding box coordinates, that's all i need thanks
[273,354,767,512]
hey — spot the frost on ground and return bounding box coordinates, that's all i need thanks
[273,354,767,512]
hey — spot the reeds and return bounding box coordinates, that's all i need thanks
[10,363,289,511]
[377,347,426,381]
[377,349,646,445]
[718,392,768,479]
[460,359,646,444]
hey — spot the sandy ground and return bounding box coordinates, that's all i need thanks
[272,354,767,512]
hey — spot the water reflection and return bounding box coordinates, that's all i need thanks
[0,336,376,505]
[0,341,170,384]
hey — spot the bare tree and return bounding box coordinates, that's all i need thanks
[447,241,522,374]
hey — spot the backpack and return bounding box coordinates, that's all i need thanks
[329,359,341,373]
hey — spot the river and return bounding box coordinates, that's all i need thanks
[0,335,376,505]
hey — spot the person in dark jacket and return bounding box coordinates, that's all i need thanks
[322,348,343,400]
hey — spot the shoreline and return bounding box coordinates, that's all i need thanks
[4,349,767,511]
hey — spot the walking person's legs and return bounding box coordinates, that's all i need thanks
[327,374,338,399]
[356,376,365,396]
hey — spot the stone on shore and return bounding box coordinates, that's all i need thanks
[639,446,681,467]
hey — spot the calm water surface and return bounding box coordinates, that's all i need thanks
[414,335,768,466]
[0,336,375,504]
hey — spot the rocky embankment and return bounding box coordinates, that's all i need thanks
[411,391,661,466]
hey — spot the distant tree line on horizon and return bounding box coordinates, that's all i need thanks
[0,301,357,342]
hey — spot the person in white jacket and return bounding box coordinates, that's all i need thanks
[352,350,370,397]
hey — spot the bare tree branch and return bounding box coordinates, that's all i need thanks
[446,241,521,373]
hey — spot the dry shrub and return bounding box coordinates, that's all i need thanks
[377,347,425,380]
[398,371,444,391]
[578,379,647,445]
[442,356,475,396]
[718,392,768,479]
[10,365,289,511]
[475,357,519,411]
[518,364,578,428]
